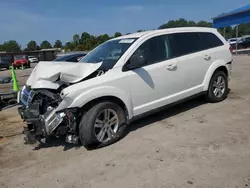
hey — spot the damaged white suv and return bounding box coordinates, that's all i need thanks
[18,27,233,148]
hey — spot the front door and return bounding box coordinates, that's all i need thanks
[124,35,180,116]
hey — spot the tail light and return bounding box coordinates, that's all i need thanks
[229,46,233,54]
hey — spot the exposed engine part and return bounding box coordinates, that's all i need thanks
[96,70,105,76]
[42,107,65,135]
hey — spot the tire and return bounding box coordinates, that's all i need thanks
[26,62,31,68]
[206,71,228,103]
[79,101,127,149]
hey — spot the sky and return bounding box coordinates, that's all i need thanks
[0,0,249,47]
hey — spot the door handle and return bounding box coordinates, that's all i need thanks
[166,63,177,70]
[204,55,211,60]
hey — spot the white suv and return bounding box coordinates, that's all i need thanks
[18,27,233,148]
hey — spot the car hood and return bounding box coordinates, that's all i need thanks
[26,61,102,88]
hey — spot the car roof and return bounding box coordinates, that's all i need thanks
[112,27,218,40]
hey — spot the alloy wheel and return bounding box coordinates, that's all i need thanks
[94,109,119,143]
[212,75,226,98]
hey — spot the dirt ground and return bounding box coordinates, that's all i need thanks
[1,56,250,188]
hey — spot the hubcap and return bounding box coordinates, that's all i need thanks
[94,109,119,143]
[213,76,226,98]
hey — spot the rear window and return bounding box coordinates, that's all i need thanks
[198,32,224,50]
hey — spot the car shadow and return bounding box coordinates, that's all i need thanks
[125,96,206,134]
[133,68,155,89]
[32,89,232,151]
[32,136,82,151]
[32,96,207,151]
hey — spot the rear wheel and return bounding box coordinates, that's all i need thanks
[79,101,127,149]
[206,71,228,103]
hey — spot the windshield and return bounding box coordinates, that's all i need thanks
[54,54,86,62]
[14,55,26,60]
[0,56,12,60]
[55,55,74,61]
[80,38,137,64]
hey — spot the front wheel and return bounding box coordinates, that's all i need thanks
[206,71,229,103]
[79,101,127,149]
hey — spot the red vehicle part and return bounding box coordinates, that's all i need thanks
[13,55,30,68]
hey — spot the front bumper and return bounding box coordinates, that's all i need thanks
[18,104,65,133]
[17,86,66,143]
[18,105,46,143]
[18,105,66,144]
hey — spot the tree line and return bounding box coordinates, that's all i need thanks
[1,18,250,53]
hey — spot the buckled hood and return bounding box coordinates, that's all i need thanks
[26,61,102,89]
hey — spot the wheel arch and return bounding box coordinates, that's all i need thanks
[80,95,130,122]
[203,60,229,91]
[59,86,134,120]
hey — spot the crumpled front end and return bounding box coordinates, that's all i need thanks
[17,61,106,144]
[18,86,79,144]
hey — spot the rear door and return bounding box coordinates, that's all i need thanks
[166,32,209,99]
[198,32,225,63]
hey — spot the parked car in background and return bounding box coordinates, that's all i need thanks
[13,55,30,69]
[28,56,38,63]
[18,27,232,149]
[54,53,87,62]
[227,38,237,45]
[0,55,13,69]
[237,36,250,49]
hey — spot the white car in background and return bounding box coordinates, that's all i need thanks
[18,27,233,149]
[28,56,38,63]
[227,38,242,45]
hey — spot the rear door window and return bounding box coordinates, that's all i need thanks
[167,32,202,58]
[198,32,224,50]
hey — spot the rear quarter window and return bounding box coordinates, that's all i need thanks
[198,32,224,50]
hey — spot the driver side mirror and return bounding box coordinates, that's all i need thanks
[125,53,146,70]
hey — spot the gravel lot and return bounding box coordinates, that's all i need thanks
[1,56,250,188]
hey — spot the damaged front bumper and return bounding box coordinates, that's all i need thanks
[17,86,78,144]
[18,104,66,144]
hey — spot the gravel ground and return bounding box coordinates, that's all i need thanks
[1,56,250,188]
